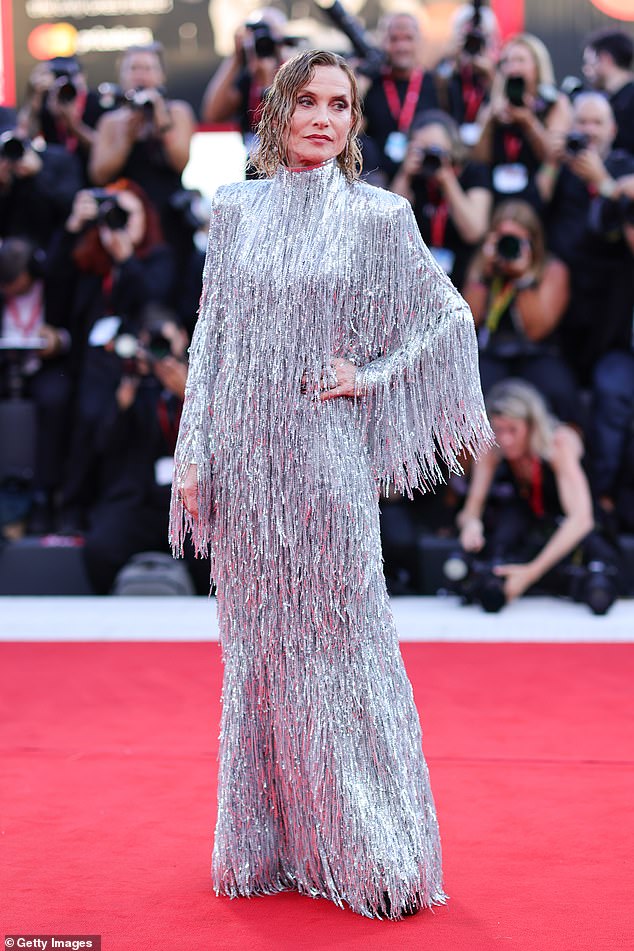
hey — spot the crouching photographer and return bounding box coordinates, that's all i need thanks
[452,379,621,614]
[81,311,208,594]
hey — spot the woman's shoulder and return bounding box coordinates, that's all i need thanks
[349,180,412,218]
[213,179,269,204]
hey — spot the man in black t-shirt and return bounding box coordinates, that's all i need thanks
[583,29,634,156]
[362,13,438,182]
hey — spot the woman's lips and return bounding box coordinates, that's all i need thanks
[306,135,332,141]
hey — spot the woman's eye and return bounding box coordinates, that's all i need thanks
[298,96,313,106]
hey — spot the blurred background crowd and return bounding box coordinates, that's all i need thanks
[0,1,633,608]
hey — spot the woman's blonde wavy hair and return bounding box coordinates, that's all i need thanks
[250,49,363,181]
[486,378,558,459]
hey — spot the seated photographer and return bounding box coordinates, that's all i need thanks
[473,33,571,207]
[463,199,578,424]
[456,379,618,613]
[391,110,492,290]
[0,238,73,532]
[433,3,500,148]
[583,29,634,156]
[16,57,106,182]
[82,313,208,594]
[362,12,438,182]
[201,9,292,156]
[538,92,634,385]
[47,181,174,530]
[0,128,82,248]
[89,44,195,244]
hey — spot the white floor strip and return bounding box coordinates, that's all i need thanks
[1,595,632,642]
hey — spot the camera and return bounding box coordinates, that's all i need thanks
[443,553,507,612]
[49,58,81,104]
[496,234,523,261]
[90,189,130,231]
[463,28,485,57]
[315,0,386,80]
[245,18,299,59]
[566,561,618,616]
[113,327,172,375]
[0,132,29,162]
[505,75,526,107]
[565,131,589,155]
[124,88,157,115]
[53,74,79,104]
[97,83,126,111]
[412,146,448,181]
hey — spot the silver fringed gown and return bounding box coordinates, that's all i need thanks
[170,158,493,919]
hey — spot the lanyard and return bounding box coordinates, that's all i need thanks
[427,182,449,247]
[485,276,516,334]
[55,88,88,153]
[383,69,424,133]
[4,282,44,337]
[157,394,181,455]
[530,456,544,518]
[460,66,485,123]
[503,131,523,163]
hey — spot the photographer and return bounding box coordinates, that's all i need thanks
[0,238,73,532]
[463,199,577,424]
[0,129,82,248]
[82,313,207,593]
[473,33,571,206]
[538,92,634,385]
[455,379,618,612]
[391,110,492,290]
[433,3,500,147]
[16,57,106,181]
[47,180,174,531]
[583,30,634,156]
[89,44,195,243]
[362,12,438,182]
[202,8,292,155]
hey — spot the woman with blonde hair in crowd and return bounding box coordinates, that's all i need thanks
[473,32,571,206]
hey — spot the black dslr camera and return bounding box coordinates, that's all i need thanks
[0,131,29,162]
[495,234,523,261]
[462,0,486,56]
[49,57,82,104]
[565,131,589,155]
[90,189,130,231]
[413,145,448,180]
[443,553,507,613]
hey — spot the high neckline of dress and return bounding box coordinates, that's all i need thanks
[273,157,344,193]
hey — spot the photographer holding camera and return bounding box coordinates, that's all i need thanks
[0,128,82,248]
[81,312,207,593]
[433,3,500,147]
[463,199,578,424]
[474,32,571,206]
[538,92,634,386]
[47,180,174,531]
[17,57,106,181]
[391,110,491,290]
[455,379,618,613]
[202,8,294,160]
[89,44,195,244]
[583,30,634,157]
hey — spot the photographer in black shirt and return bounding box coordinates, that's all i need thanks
[583,29,634,156]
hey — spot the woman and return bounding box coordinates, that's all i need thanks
[473,33,571,207]
[391,110,492,290]
[463,199,578,424]
[171,50,492,920]
[456,379,599,605]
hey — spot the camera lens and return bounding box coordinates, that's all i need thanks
[565,132,588,155]
[505,75,526,107]
[0,133,27,162]
[496,234,523,261]
[98,198,130,231]
[463,29,485,56]
[56,77,78,104]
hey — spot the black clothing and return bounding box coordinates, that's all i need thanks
[363,71,438,180]
[433,64,490,128]
[411,161,491,290]
[545,149,634,383]
[0,145,83,249]
[610,80,634,155]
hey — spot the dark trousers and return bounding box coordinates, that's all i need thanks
[591,351,634,498]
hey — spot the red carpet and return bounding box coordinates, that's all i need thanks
[1,640,632,951]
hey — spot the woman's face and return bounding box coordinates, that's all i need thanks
[114,190,146,246]
[410,124,453,160]
[500,42,538,88]
[285,65,354,168]
[119,51,164,92]
[491,414,530,461]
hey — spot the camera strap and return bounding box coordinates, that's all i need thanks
[427,182,449,248]
[3,281,44,338]
[502,131,522,163]
[157,394,181,454]
[382,69,424,133]
[460,66,486,123]
[484,276,516,334]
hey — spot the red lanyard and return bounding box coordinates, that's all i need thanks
[503,131,522,163]
[460,66,485,123]
[427,182,449,247]
[5,283,44,337]
[102,271,114,313]
[383,69,424,133]
[530,456,544,518]
[157,395,181,454]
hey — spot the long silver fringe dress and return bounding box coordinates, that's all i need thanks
[170,158,493,919]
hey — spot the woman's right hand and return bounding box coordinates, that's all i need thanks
[66,189,99,233]
[460,517,485,553]
[179,463,199,519]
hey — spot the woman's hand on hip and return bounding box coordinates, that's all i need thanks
[319,358,360,401]
[179,463,199,519]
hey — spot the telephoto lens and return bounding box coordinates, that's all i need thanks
[496,234,523,261]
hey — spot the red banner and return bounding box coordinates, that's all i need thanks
[0,0,15,104]
[491,0,526,40]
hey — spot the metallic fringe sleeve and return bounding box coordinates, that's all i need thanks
[354,198,494,497]
[168,188,236,558]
